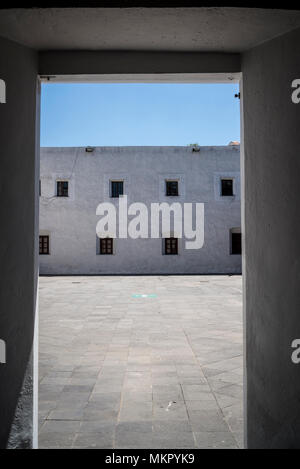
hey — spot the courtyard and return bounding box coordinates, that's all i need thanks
[38,275,243,449]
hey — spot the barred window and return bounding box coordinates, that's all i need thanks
[100,238,113,255]
[39,235,49,255]
[221,178,233,196]
[164,238,178,255]
[231,232,242,255]
[166,180,179,196]
[111,181,124,198]
[57,181,69,197]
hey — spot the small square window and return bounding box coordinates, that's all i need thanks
[221,179,233,196]
[166,180,179,196]
[100,238,113,255]
[111,181,124,198]
[231,232,241,255]
[164,238,178,255]
[57,181,69,197]
[39,235,49,255]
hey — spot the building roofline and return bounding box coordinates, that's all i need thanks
[40,144,240,150]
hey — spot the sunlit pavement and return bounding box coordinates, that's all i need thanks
[39,275,243,449]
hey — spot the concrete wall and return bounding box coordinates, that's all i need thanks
[39,51,241,78]
[39,146,241,275]
[242,27,300,448]
[0,36,39,448]
[1,12,299,449]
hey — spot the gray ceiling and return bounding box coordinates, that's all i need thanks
[0,7,300,52]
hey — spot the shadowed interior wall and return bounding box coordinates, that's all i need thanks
[38,51,240,77]
[0,36,38,448]
[242,27,300,448]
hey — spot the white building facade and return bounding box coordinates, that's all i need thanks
[39,145,241,275]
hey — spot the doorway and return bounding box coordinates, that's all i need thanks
[38,79,244,449]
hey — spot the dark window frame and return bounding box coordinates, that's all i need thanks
[39,235,49,255]
[164,237,178,255]
[56,180,69,197]
[166,180,179,197]
[111,180,124,198]
[100,237,114,255]
[231,232,242,255]
[221,178,234,197]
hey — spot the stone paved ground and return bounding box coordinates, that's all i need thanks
[39,275,243,449]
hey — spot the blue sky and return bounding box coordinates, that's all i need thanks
[40,83,240,147]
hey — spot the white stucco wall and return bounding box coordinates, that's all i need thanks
[39,145,241,275]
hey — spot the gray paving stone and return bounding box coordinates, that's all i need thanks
[73,432,114,449]
[39,432,76,449]
[82,403,119,422]
[189,410,229,432]
[152,431,196,449]
[194,431,238,449]
[119,402,153,422]
[47,408,85,421]
[40,420,81,434]
[153,420,193,433]
[39,275,243,449]
[115,422,153,449]
[153,401,189,421]
[79,421,116,434]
